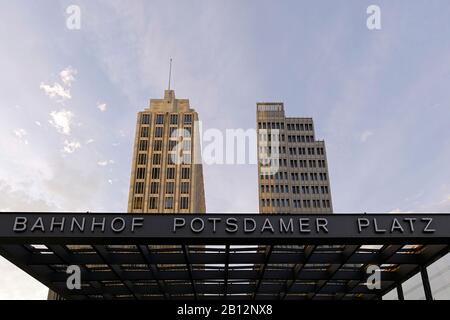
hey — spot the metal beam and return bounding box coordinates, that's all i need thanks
[182,245,197,300]
[138,245,169,300]
[397,284,404,300]
[92,245,138,300]
[253,245,273,300]
[224,245,230,299]
[311,245,359,299]
[420,266,433,301]
[47,245,112,300]
[279,245,316,300]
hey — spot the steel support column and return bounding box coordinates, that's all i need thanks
[420,266,433,301]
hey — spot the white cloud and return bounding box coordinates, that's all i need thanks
[13,128,28,145]
[97,103,107,112]
[49,110,74,135]
[62,140,81,154]
[85,138,94,144]
[13,128,27,139]
[59,66,77,87]
[360,130,374,143]
[97,160,114,166]
[392,192,450,213]
[39,82,71,101]
[108,179,113,184]
[40,66,76,101]
[35,121,41,127]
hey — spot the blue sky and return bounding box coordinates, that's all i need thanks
[1,0,450,298]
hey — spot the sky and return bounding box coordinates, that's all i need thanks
[0,0,450,299]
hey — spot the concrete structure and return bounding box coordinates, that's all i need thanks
[127,89,206,214]
[257,103,333,213]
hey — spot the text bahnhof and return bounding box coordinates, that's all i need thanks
[12,215,436,235]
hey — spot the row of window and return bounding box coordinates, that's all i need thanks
[259,146,326,156]
[259,158,326,170]
[133,196,190,210]
[260,184,329,194]
[257,122,314,131]
[261,198,331,209]
[289,159,327,168]
[141,113,193,125]
[287,135,314,143]
[258,122,285,130]
[134,181,190,195]
[143,167,190,180]
[137,151,192,167]
[141,126,192,139]
[260,172,328,181]
[258,134,316,144]
[289,147,325,156]
[258,132,284,142]
[138,139,192,153]
[287,123,313,131]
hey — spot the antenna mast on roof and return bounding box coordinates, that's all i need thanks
[168,58,173,90]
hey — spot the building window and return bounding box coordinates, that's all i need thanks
[168,140,178,151]
[153,140,162,151]
[180,197,189,209]
[136,167,146,180]
[155,127,163,138]
[138,153,147,165]
[133,197,143,210]
[152,154,161,165]
[166,182,174,194]
[155,114,164,124]
[165,197,174,209]
[134,182,144,194]
[183,140,191,151]
[181,167,190,179]
[166,167,175,179]
[183,127,192,138]
[141,114,150,124]
[150,182,159,194]
[148,197,158,209]
[169,127,178,139]
[183,153,191,164]
[139,140,148,151]
[170,114,178,125]
[168,152,180,165]
[140,127,149,138]
[181,182,190,194]
[151,168,160,179]
[184,114,192,124]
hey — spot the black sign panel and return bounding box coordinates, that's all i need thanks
[0,213,449,244]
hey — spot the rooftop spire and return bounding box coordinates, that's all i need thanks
[168,58,173,90]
